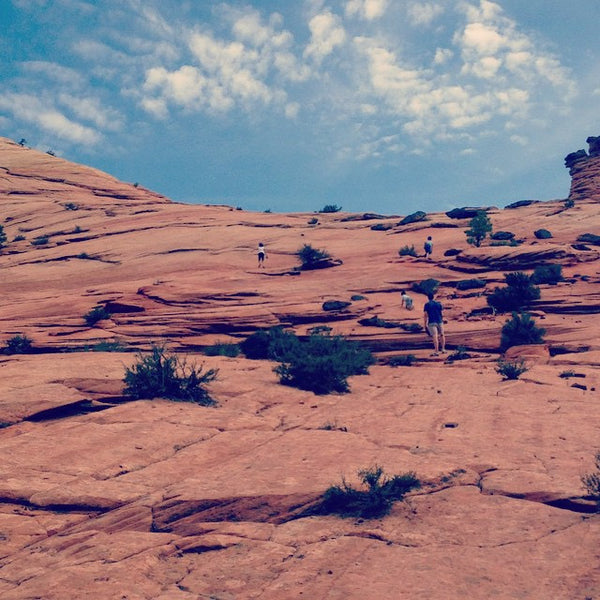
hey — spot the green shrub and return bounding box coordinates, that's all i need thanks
[240,327,299,360]
[398,245,417,257]
[455,279,486,291]
[308,217,319,225]
[487,272,540,313]
[577,233,600,246]
[31,235,49,246]
[388,354,416,366]
[62,202,79,211]
[88,341,126,352]
[564,198,575,209]
[203,343,240,357]
[534,229,553,240]
[581,453,600,508]
[371,223,392,231]
[465,211,492,247]
[296,243,331,268]
[123,345,217,405]
[274,332,374,395]
[496,358,528,380]
[3,335,33,355]
[84,305,112,326]
[310,466,421,519]
[412,278,440,296]
[490,231,514,241]
[500,312,546,351]
[320,204,342,213]
[351,295,366,301]
[532,264,563,284]
[0,225,7,249]
[12,234,26,242]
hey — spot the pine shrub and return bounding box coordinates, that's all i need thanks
[487,272,540,313]
[500,312,545,351]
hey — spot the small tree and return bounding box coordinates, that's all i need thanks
[500,312,545,351]
[320,204,342,213]
[0,225,6,250]
[297,244,332,269]
[466,211,493,247]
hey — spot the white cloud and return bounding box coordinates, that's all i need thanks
[58,94,124,131]
[407,2,444,27]
[0,93,101,144]
[433,48,453,65]
[21,61,85,86]
[304,12,347,64]
[346,0,389,21]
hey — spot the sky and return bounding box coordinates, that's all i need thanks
[1,0,599,215]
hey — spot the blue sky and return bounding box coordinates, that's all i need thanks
[1,0,598,214]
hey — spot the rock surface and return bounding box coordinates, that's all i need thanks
[0,136,599,599]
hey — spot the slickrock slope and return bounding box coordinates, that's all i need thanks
[0,136,599,599]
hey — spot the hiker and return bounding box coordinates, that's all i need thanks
[424,236,433,259]
[257,242,267,268]
[423,292,446,355]
[400,289,414,310]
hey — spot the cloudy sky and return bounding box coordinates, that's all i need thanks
[1,0,598,214]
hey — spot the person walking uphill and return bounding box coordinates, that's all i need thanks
[423,292,445,356]
[424,236,433,259]
[257,242,267,268]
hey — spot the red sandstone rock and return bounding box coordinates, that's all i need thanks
[0,136,599,599]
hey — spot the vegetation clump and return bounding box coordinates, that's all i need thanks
[84,305,112,326]
[398,211,427,225]
[31,235,49,246]
[310,466,421,519]
[534,229,553,239]
[240,327,298,360]
[496,358,528,380]
[203,343,240,357]
[500,312,546,351]
[487,272,540,313]
[465,211,493,247]
[269,331,374,395]
[319,204,342,213]
[455,279,486,291]
[0,225,7,250]
[123,345,217,405]
[322,300,351,311]
[412,278,440,296]
[532,264,563,285]
[3,335,33,355]
[446,346,472,361]
[398,244,418,257]
[296,244,332,269]
[388,354,416,367]
[581,453,600,510]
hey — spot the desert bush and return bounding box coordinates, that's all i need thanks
[0,225,7,249]
[311,466,421,519]
[203,343,240,357]
[455,279,486,291]
[274,332,374,395]
[3,335,33,355]
[388,354,416,366]
[320,204,342,213]
[564,198,575,209]
[371,223,392,231]
[398,211,427,225]
[31,235,49,246]
[351,295,366,301]
[308,217,319,225]
[84,305,112,326]
[62,202,79,211]
[398,245,418,257]
[496,358,528,380]
[532,264,563,284]
[123,345,217,405]
[12,234,26,242]
[412,278,440,296]
[296,243,331,268]
[534,229,553,239]
[240,327,298,360]
[491,231,515,241]
[500,312,546,351]
[581,453,600,508]
[487,272,540,313]
[465,211,492,247]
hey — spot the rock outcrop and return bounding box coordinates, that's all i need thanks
[565,135,600,202]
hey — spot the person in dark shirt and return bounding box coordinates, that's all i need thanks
[423,292,445,355]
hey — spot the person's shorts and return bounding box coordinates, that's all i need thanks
[427,322,444,336]
[258,252,265,260]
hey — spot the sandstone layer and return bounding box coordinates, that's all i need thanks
[0,137,599,599]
